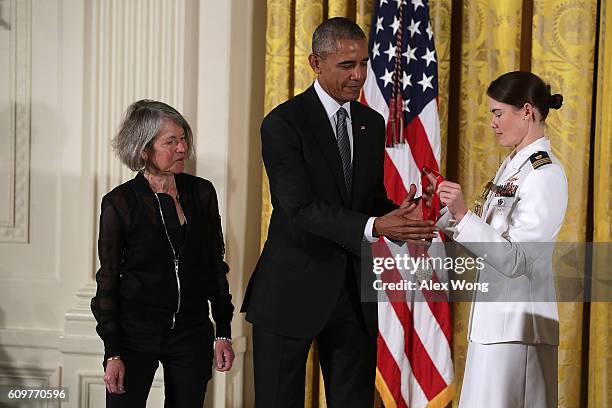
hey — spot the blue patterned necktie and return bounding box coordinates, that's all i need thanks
[336,107,352,196]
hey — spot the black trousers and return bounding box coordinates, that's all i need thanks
[105,323,213,408]
[253,285,376,408]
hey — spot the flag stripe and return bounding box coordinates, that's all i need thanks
[393,299,448,399]
[379,297,429,407]
[403,116,439,174]
[385,244,454,382]
[385,144,423,197]
[374,241,448,400]
[421,275,453,344]
[377,331,409,408]
[412,295,454,383]
[376,368,401,408]
[375,242,439,406]
[362,62,390,121]
[419,99,442,164]
[366,1,454,406]
[384,149,410,203]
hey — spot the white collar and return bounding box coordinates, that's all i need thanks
[314,79,352,122]
[508,137,551,170]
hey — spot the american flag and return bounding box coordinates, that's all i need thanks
[360,0,454,406]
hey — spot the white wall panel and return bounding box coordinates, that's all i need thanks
[0,361,60,408]
[0,1,262,407]
[0,0,69,330]
[0,0,87,404]
[78,371,164,408]
[0,0,31,243]
[86,0,194,205]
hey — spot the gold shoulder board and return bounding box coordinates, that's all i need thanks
[529,151,552,169]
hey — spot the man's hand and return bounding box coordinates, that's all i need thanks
[399,184,418,209]
[398,183,425,220]
[373,206,435,243]
[104,359,126,394]
[437,180,468,221]
[214,339,235,372]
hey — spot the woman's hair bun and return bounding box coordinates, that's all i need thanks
[549,93,563,109]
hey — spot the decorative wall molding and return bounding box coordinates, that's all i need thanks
[0,328,61,349]
[86,0,189,198]
[64,281,96,322]
[0,328,62,407]
[0,0,31,243]
[85,0,197,272]
[78,370,164,408]
[0,362,61,407]
[0,362,60,386]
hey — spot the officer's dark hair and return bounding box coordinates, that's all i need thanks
[312,17,366,58]
[487,71,563,121]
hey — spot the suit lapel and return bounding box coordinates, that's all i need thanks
[303,86,349,204]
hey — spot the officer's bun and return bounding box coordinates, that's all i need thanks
[549,94,563,110]
[487,71,562,121]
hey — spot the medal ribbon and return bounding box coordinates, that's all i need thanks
[420,166,445,222]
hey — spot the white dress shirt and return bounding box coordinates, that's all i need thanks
[313,79,378,242]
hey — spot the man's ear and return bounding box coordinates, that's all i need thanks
[308,53,321,74]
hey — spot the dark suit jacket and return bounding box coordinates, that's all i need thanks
[242,85,396,339]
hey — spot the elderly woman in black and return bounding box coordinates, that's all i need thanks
[91,100,234,407]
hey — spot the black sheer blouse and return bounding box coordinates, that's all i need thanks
[91,172,233,360]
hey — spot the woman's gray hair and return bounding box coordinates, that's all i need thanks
[112,100,194,171]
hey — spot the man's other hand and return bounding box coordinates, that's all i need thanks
[399,183,418,209]
[373,206,435,244]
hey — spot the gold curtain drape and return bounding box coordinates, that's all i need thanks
[259,0,611,407]
[452,1,524,396]
[532,2,597,406]
[588,0,612,406]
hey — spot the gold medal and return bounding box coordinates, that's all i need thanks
[415,256,433,282]
[474,178,495,217]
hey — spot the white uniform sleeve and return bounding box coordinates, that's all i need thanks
[452,164,568,278]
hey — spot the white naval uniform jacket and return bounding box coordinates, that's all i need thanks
[438,138,568,345]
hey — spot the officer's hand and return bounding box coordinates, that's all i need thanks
[422,170,441,209]
[437,181,468,221]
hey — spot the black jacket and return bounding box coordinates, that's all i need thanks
[92,172,233,360]
[242,85,396,339]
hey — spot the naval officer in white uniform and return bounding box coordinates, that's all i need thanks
[430,71,567,408]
